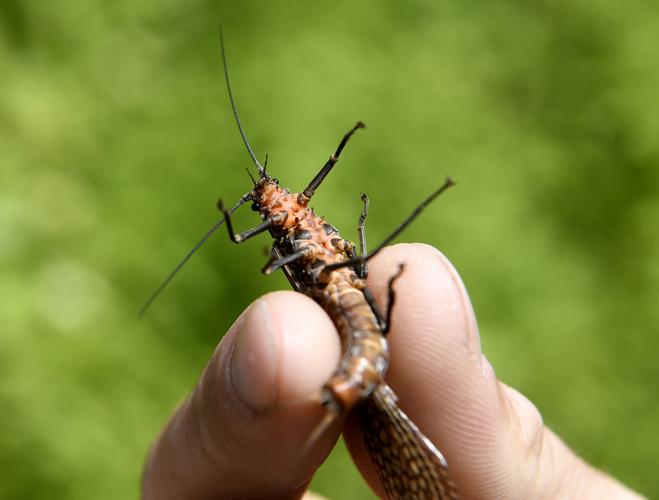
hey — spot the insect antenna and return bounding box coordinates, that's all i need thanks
[138,194,251,317]
[244,167,257,187]
[219,26,265,177]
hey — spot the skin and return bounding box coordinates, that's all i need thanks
[142,243,644,500]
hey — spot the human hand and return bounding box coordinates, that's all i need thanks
[142,243,643,499]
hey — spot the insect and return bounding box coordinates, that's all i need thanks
[141,28,459,500]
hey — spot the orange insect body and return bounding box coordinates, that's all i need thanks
[256,184,352,264]
[254,176,388,414]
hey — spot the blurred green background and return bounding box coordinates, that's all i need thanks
[1,1,658,498]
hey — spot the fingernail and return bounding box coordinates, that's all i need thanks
[230,299,278,411]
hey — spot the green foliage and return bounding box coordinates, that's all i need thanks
[1,1,657,498]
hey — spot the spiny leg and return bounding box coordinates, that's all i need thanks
[357,193,369,279]
[383,263,405,335]
[301,122,365,201]
[321,177,455,274]
[218,199,274,243]
[271,244,304,292]
[363,287,386,330]
[363,263,405,335]
[261,249,309,275]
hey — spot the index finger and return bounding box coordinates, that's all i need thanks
[344,243,502,499]
[344,243,644,500]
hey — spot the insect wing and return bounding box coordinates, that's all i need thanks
[357,384,459,500]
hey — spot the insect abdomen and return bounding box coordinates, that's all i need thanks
[317,276,389,413]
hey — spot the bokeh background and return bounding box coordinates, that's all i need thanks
[1,1,658,498]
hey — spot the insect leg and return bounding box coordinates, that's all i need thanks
[301,122,365,200]
[218,199,274,243]
[271,244,305,292]
[383,263,405,335]
[362,264,404,334]
[321,177,455,274]
[356,193,369,279]
[261,249,309,275]
[363,287,386,330]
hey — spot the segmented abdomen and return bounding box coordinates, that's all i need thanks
[315,274,389,412]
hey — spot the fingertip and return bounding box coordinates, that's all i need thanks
[264,291,341,404]
[230,292,340,411]
[144,291,342,500]
[230,298,279,410]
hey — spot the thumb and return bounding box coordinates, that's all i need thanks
[142,291,341,500]
[344,243,643,499]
